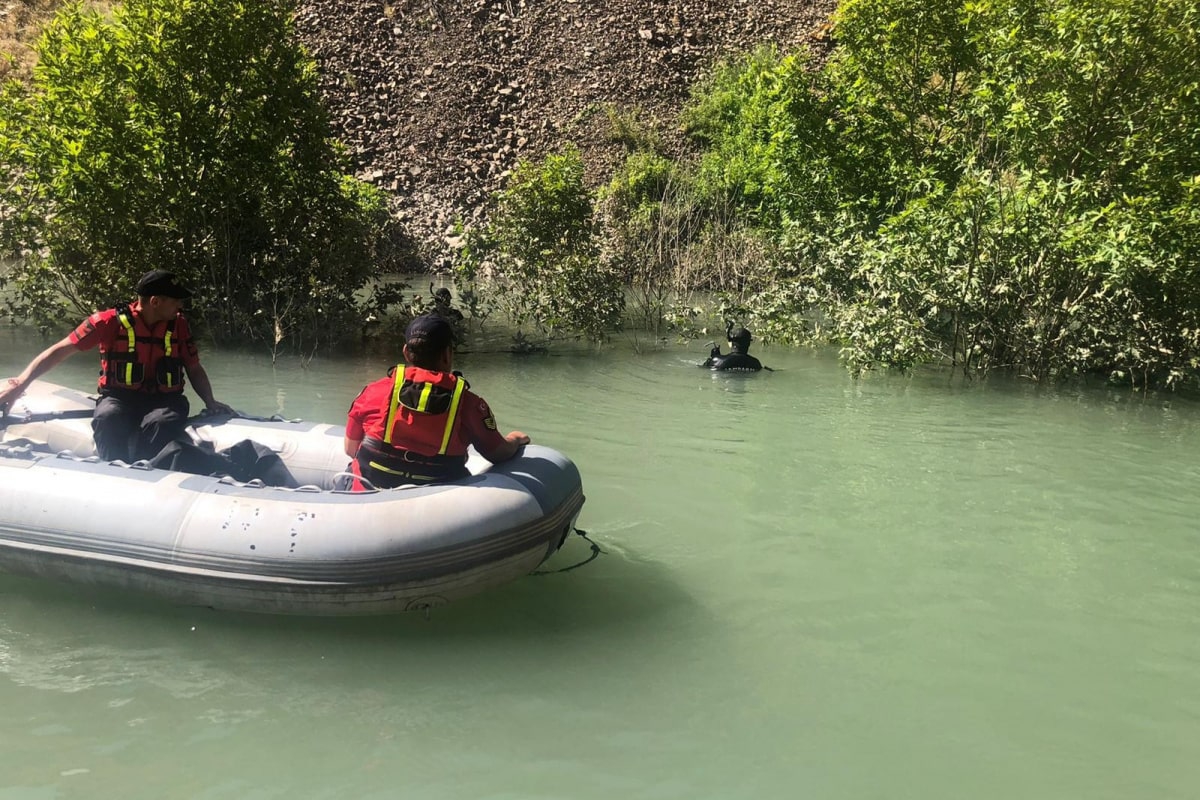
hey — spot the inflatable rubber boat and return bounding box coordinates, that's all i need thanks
[0,381,585,615]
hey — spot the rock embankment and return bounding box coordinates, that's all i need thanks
[293,0,836,265]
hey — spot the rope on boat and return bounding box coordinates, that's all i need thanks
[532,528,604,575]
[192,410,303,424]
[0,408,95,428]
[0,406,303,429]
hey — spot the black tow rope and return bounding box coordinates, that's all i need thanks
[0,408,96,428]
[532,528,604,575]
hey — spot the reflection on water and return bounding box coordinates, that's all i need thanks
[3,326,1200,799]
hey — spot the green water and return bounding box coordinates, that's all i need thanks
[2,325,1199,799]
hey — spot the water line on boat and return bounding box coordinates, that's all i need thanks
[531,528,604,575]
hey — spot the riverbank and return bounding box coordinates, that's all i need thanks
[1,0,837,266]
[4,319,1200,800]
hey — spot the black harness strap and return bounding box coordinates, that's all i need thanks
[0,408,96,428]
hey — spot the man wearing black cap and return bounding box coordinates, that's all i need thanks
[429,285,464,324]
[342,313,530,489]
[0,269,233,461]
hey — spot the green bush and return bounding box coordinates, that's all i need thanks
[456,145,624,341]
[599,151,683,327]
[682,0,1200,388]
[684,46,838,229]
[0,0,407,348]
[599,149,777,333]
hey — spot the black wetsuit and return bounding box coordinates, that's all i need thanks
[710,352,763,371]
[700,346,763,372]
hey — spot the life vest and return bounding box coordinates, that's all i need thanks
[99,303,185,393]
[353,366,469,487]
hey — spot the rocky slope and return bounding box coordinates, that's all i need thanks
[292,0,836,266]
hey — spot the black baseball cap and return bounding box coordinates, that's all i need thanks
[136,269,192,299]
[404,313,456,349]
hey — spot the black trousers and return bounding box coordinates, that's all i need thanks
[92,391,190,462]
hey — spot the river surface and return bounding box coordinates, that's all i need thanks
[2,323,1199,799]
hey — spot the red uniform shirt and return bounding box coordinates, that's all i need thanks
[69,302,200,392]
[346,372,509,458]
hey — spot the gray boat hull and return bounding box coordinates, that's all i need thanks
[0,383,585,615]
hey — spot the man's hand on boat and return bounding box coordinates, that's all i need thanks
[203,399,236,416]
[0,377,24,416]
[472,430,531,465]
[495,430,531,461]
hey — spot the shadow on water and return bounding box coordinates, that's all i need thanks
[0,532,693,656]
[0,532,700,722]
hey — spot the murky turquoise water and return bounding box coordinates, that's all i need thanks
[2,324,1200,799]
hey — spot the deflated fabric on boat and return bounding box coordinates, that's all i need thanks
[147,438,299,487]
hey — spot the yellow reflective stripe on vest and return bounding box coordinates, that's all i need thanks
[417,381,434,411]
[117,310,137,387]
[437,379,466,455]
[162,328,174,388]
[367,461,439,483]
[382,368,404,445]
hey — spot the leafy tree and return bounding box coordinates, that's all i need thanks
[600,151,690,328]
[684,46,838,229]
[680,0,1200,388]
[456,145,624,342]
[599,148,776,335]
[0,0,407,347]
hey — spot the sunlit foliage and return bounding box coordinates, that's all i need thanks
[456,145,624,342]
[680,0,1200,387]
[0,0,407,349]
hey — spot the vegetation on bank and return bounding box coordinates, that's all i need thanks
[454,144,625,342]
[463,0,1200,388]
[0,0,411,353]
[2,0,1197,389]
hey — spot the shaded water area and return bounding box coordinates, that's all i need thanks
[2,324,1200,799]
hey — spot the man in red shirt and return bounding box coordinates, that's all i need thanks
[0,269,233,461]
[343,313,529,489]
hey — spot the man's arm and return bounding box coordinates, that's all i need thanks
[477,430,531,465]
[461,392,530,464]
[183,363,234,414]
[0,336,80,413]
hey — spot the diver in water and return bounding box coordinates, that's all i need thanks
[430,285,465,324]
[701,321,765,371]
